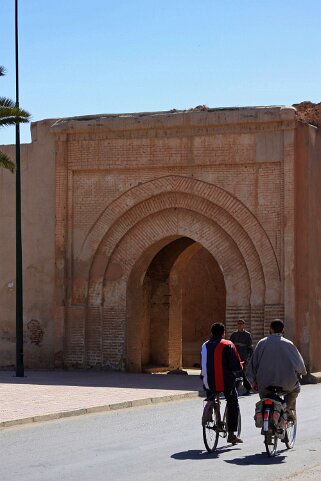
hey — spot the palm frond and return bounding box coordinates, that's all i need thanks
[0,151,15,173]
[0,97,30,126]
[0,116,30,127]
[0,97,16,109]
[0,66,5,76]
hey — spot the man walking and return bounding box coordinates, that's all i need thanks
[201,323,243,444]
[247,319,307,420]
[230,319,253,394]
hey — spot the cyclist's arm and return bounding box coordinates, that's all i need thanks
[201,342,209,390]
[246,362,258,391]
[245,346,260,389]
[227,342,243,372]
[294,350,307,376]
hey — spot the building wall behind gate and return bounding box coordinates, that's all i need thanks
[295,123,321,372]
[3,107,313,371]
[0,121,56,367]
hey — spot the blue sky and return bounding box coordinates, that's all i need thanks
[1,0,321,144]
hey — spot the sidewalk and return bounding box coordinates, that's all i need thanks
[0,369,203,429]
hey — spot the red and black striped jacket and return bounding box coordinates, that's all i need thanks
[201,337,242,392]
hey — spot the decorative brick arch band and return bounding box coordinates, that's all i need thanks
[85,208,254,367]
[69,175,283,368]
[80,177,279,280]
[87,193,266,305]
[77,176,280,307]
[103,208,251,304]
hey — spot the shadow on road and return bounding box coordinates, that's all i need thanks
[171,446,241,460]
[0,369,204,392]
[225,452,287,465]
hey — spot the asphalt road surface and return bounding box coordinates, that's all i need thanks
[0,384,320,481]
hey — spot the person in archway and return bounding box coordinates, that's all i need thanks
[230,319,253,395]
[247,319,307,421]
[201,322,243,445]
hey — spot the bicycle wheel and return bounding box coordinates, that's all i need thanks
[203,407,219,452]
[264,432,278,457]
[285,419,297,449]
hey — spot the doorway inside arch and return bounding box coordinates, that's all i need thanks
[141,237,226,370]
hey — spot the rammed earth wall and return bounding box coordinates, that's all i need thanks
[0,107,320,372]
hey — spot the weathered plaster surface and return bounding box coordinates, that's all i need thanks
[0,107,320,372]
[295,123,321,372]
[0,120,56,367]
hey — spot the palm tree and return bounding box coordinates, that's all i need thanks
[0,65,30,172]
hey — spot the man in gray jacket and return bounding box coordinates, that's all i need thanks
[247,319,307,420]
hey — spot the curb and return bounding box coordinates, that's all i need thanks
[0,390,203,430]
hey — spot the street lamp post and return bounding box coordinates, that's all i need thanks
[15,0,24,377]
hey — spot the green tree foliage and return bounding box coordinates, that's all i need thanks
[0,66,30,172]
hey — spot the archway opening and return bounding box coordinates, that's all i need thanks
[179,245,226,367]
[141,237,226,370]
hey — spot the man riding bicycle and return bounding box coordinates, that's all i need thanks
[201,322,243,445]
[247,319,307,420]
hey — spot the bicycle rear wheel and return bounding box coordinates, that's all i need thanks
[264,432,278,457]
[203,408,219,452]
[285,419,297,449]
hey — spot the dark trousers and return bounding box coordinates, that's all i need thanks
[206,386,240,433]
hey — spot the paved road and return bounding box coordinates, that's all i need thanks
[0,384,320,481]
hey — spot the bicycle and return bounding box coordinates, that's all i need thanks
[258,386,297,457]
[202,388,242,453]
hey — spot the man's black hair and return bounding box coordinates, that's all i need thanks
[270,319,284,333]
[211,322,225,337]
